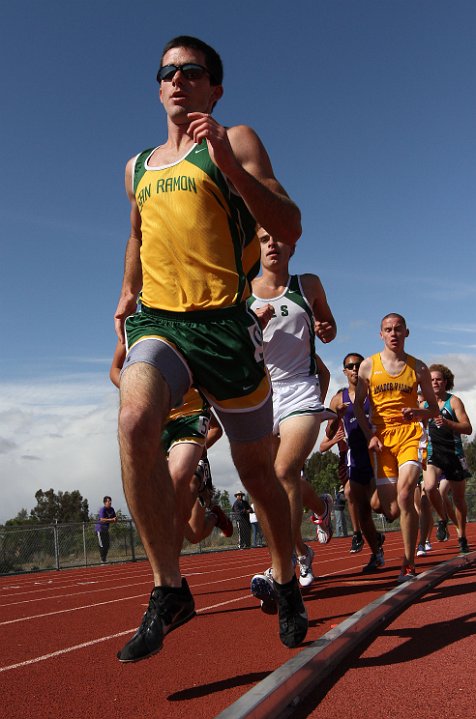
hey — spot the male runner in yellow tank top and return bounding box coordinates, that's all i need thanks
[353,313,438,582]
[113,36,306,662]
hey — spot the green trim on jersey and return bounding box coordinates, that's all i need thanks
[133,149,154,193]
[286,275,317,376]
[185,140,256,304]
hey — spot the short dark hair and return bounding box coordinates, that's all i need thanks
[429,363,454,391]
[160,35,223,85]
[380,312,407,328]
[103,496,112,503]
[343,353,364,367]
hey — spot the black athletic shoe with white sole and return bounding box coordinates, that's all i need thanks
[274,575,308,648]
[117,578,196,662]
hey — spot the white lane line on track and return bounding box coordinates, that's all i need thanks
[0,594,146,626]
[0,581,151,608]
[0,575,255,621]
[0,573,254,610]
[0,561,258,600]
[0,593,252,673]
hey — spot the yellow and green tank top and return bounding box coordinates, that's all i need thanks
[133,141,259,312]
[369,353,419,430]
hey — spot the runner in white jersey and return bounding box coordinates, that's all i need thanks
[249,227,337,599]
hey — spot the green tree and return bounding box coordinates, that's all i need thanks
[29,488,89,524]
[5,508,29,526]
[305,450,340,498]
[463,436,476,475]
[462,437,476,520]
[216,489,232,514]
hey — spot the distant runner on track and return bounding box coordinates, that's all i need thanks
[423,364,472,554]
[353,313,438,582]
[249,226,336,608]
[321,353,385,573]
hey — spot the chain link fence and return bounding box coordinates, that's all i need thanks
[0,516,242,575]
[1,490,474,575]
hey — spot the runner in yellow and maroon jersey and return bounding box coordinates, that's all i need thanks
[354,313,438,583]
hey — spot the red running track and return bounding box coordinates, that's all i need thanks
[1,525,474,719]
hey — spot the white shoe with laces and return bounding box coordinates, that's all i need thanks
[251,567,277,614]
[297,545,315,587]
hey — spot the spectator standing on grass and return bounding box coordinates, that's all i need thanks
[95,496,117,564]
[232,491,252,549]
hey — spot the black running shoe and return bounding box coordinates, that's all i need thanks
[458,536,470,554]
[436,519,448,542]
[362,549,385,574]
[117,578,196,662]
[350,532,364,553]
[274,575,308,648]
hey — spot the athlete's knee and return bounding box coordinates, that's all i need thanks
[397,485,416,510]
[274,460,301,487]
[231,437,273,478]
[118,403,163,447]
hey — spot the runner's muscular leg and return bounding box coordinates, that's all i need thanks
[439,478,458,525]
[119,362,181,587]
[168,442,204,554]
[230,434,294,584]
[423,465,445,519]
[450,479,467,538]
[397,463,420,566]
[275,415,323,547]
[350,480,379,553]
[376,482,399,521]
[344,479,361,534]
[300,478,326,517]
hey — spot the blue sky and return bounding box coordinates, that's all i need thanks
[1,0,475,522]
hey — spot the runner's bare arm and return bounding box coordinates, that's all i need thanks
[402,361,439,422]
[354,360,381,450]
[315,353,331,403]
[206,412,224,450]
[253,303,275,329]
[114,158,142,342]
[301,274,337,344]
[110,339,127,388]
[186,115,301,246]
[320,424,346,453]
[446,396,473,435]
[325,391,346,439]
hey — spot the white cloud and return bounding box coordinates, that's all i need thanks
[0,377,123,523]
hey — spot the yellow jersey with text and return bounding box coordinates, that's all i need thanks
[133,141,259,312]
[369,353,419,430]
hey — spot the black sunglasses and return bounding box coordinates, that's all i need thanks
[344,362,361,371]
[157,63,210,83]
